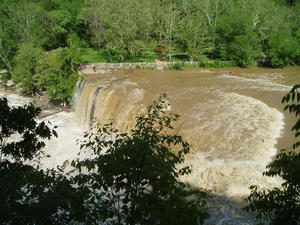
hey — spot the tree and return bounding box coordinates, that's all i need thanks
[0,97,56,162]
[72,94,209,225]
[264,33,300,67]
[245,84,300,225]
[0,27,15,76]
[0,97,87,225]
[12,41,43,95]
[215,4,262,67]
[194,0,228,56]
[44,47,80,106]
[47,9,72,48]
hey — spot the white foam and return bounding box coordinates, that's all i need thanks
[180,92,284,224]
[0,91,83,170]
[39,111,83,169]
[0,91,31,106]
[219,74,292,92]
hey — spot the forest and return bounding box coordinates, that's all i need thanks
[1,0,299,66]
[0,0,300,104]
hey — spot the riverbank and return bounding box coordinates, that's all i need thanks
[0,87,70,119]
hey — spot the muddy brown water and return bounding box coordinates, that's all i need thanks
[1,67,299,224]
[75,67,299,224]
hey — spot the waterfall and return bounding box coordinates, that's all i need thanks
[89,87,101,128]
[3,66,297,224]
[72,78,85,110]
[73,68,295,224]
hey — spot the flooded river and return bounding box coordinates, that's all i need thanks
[1,67,299,224]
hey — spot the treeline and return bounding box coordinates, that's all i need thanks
[0,0,299,101]
[86,0,300,67]
[0,0,85,103]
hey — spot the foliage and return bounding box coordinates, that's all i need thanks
[43,48,80,105]
[72,95,209,225]
[0,97,56,161]
[0,161,87,225]
[0,27,15,76]
[1,0,299,68]
[48,9,72,47]
[0,97,89,225]
[11,42,80,105]
[264,33,300,67]
[12,41,43,95]
[172,63,185,70]
[245,84,300,225]
[215,6,261,67]
[200,60,236,68]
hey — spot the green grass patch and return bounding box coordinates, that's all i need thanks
[124,54,157,63]
[165,63,200,70]
[78,48,159,63]
[78,48,108,63]
[183,64,201,69]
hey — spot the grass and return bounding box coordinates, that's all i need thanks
[78,48,108,63]
[165,63,185,70]
[78,48,159,63]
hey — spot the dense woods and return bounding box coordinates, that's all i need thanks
[0,0,299,102]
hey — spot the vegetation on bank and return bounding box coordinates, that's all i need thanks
[0,0,299,103]
[164,60,237,70]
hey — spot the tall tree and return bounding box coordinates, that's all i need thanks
[12,41,43,95]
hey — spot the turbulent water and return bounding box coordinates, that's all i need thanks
[0,91,83,169]
[1,67,299,224]
[75,67,298,224]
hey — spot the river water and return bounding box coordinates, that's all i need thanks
[1,67,299,224]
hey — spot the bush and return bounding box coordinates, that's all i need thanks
[173,62,185,70]
[12,42,43,95]
[38,47,80,106]
[264,33,300,67]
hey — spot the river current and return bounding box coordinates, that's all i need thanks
[1,67,299,224]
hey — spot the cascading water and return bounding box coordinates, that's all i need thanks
[0,90,83,170]
[89,87,102,128]
[74,67,298,224]
[1,67,298,224]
